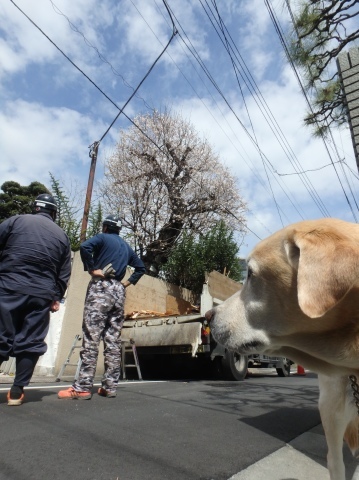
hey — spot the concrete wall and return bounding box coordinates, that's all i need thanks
[337,47,359,170]
[34,302,66,376]
[53,251,88,378]
[1,306,67,377]
[206,270,242,301]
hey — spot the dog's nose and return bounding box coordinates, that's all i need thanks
[205,309,214,323]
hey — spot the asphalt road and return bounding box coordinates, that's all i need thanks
[0,369,329,480]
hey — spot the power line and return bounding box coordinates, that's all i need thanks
[163,2,304,225]
[209,0,286,227]
[48,0,155,113]
[10,0,179,240]
[270,0,359,222]
[166,1,316,222]
[153,0,289,219]
[201,0,331,219]
[98,23,177,142]
[10,0,178,153]
[10,0,255,239]
[277,159,344,175]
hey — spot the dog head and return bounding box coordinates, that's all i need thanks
[208,218,359,360]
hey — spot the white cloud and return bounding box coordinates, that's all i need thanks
[0,0,358,259]
[0,100,105,187]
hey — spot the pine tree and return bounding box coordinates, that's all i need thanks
[87,202,103,238]
[49,173,81,251]
[288,0,359,135]
[0,181,49,223]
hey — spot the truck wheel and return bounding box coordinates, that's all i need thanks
[276,358,291,377]
[221,350,248,381]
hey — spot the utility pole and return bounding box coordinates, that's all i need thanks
[337,47,359,174]
[80,141,99,242]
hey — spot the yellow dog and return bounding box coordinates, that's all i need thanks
[207,218,359,480]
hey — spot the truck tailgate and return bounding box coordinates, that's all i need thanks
[122,321,202,356]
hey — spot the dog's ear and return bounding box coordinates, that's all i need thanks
[285,228,359,318]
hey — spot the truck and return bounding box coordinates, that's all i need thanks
[121,271,292,380]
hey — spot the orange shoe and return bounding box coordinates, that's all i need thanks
[7,390,24,406]
[57,387,92,400]
[98,387,116,398]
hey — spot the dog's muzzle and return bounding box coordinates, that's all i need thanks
[205,309,214,323]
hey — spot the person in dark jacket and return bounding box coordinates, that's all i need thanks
[58,214,145,400]
[0,193,72,405]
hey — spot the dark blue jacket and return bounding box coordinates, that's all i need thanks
[80,232,145,285]
[0,213,72,300]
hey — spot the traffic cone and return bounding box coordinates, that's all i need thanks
[297,365,306,375]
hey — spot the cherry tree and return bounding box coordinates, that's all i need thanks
[101,110,247,274]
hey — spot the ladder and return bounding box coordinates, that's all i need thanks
[55,334,82,382]
[55,334,142,381]
[121,338,142,380]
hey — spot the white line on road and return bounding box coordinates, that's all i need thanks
[0,380,166,392]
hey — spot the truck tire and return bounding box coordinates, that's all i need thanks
[276,358,291,377]
[221,350,248,381]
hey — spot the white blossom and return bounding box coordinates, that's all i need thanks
[101,110,247,270]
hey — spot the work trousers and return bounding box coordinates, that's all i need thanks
[0,288,51,385]
[73,278,126,393]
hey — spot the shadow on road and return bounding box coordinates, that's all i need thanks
[0,389,55,405]
[240,406,321,442]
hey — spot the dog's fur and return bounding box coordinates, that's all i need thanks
[207,218,359,480]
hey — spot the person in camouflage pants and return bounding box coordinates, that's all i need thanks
[58,214,145,400]
[76,278,126,394]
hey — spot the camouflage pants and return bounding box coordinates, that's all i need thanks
[73,278,126,393]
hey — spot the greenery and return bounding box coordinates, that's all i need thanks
[0,174,103,251]
[87,202,104,238]
[162,221,243,293]
[50,173,104,250]
[50,173,82,251]
[0,180,49,223]
[288,0,359,135]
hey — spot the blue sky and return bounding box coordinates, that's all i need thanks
[1,0,358,257]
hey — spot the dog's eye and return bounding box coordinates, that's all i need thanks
[247,267,253,281]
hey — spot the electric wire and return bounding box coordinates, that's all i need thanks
[154,0,291,222]
[270,0,359,222]
[98,25,177,143]
[167,2,309,221]
[344,161,359,181]
[278,159,344,175]
[10,0,178,157]
[10,0,257,239]
[153,0,294,228]
[219,0,359,221]
[284,0,359,216]
[9,0,155,144]
[163,3,303,224]
[283,0,359,213]
[48,0,155,113]
[202,0,331,219]
[211,0,284,226]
